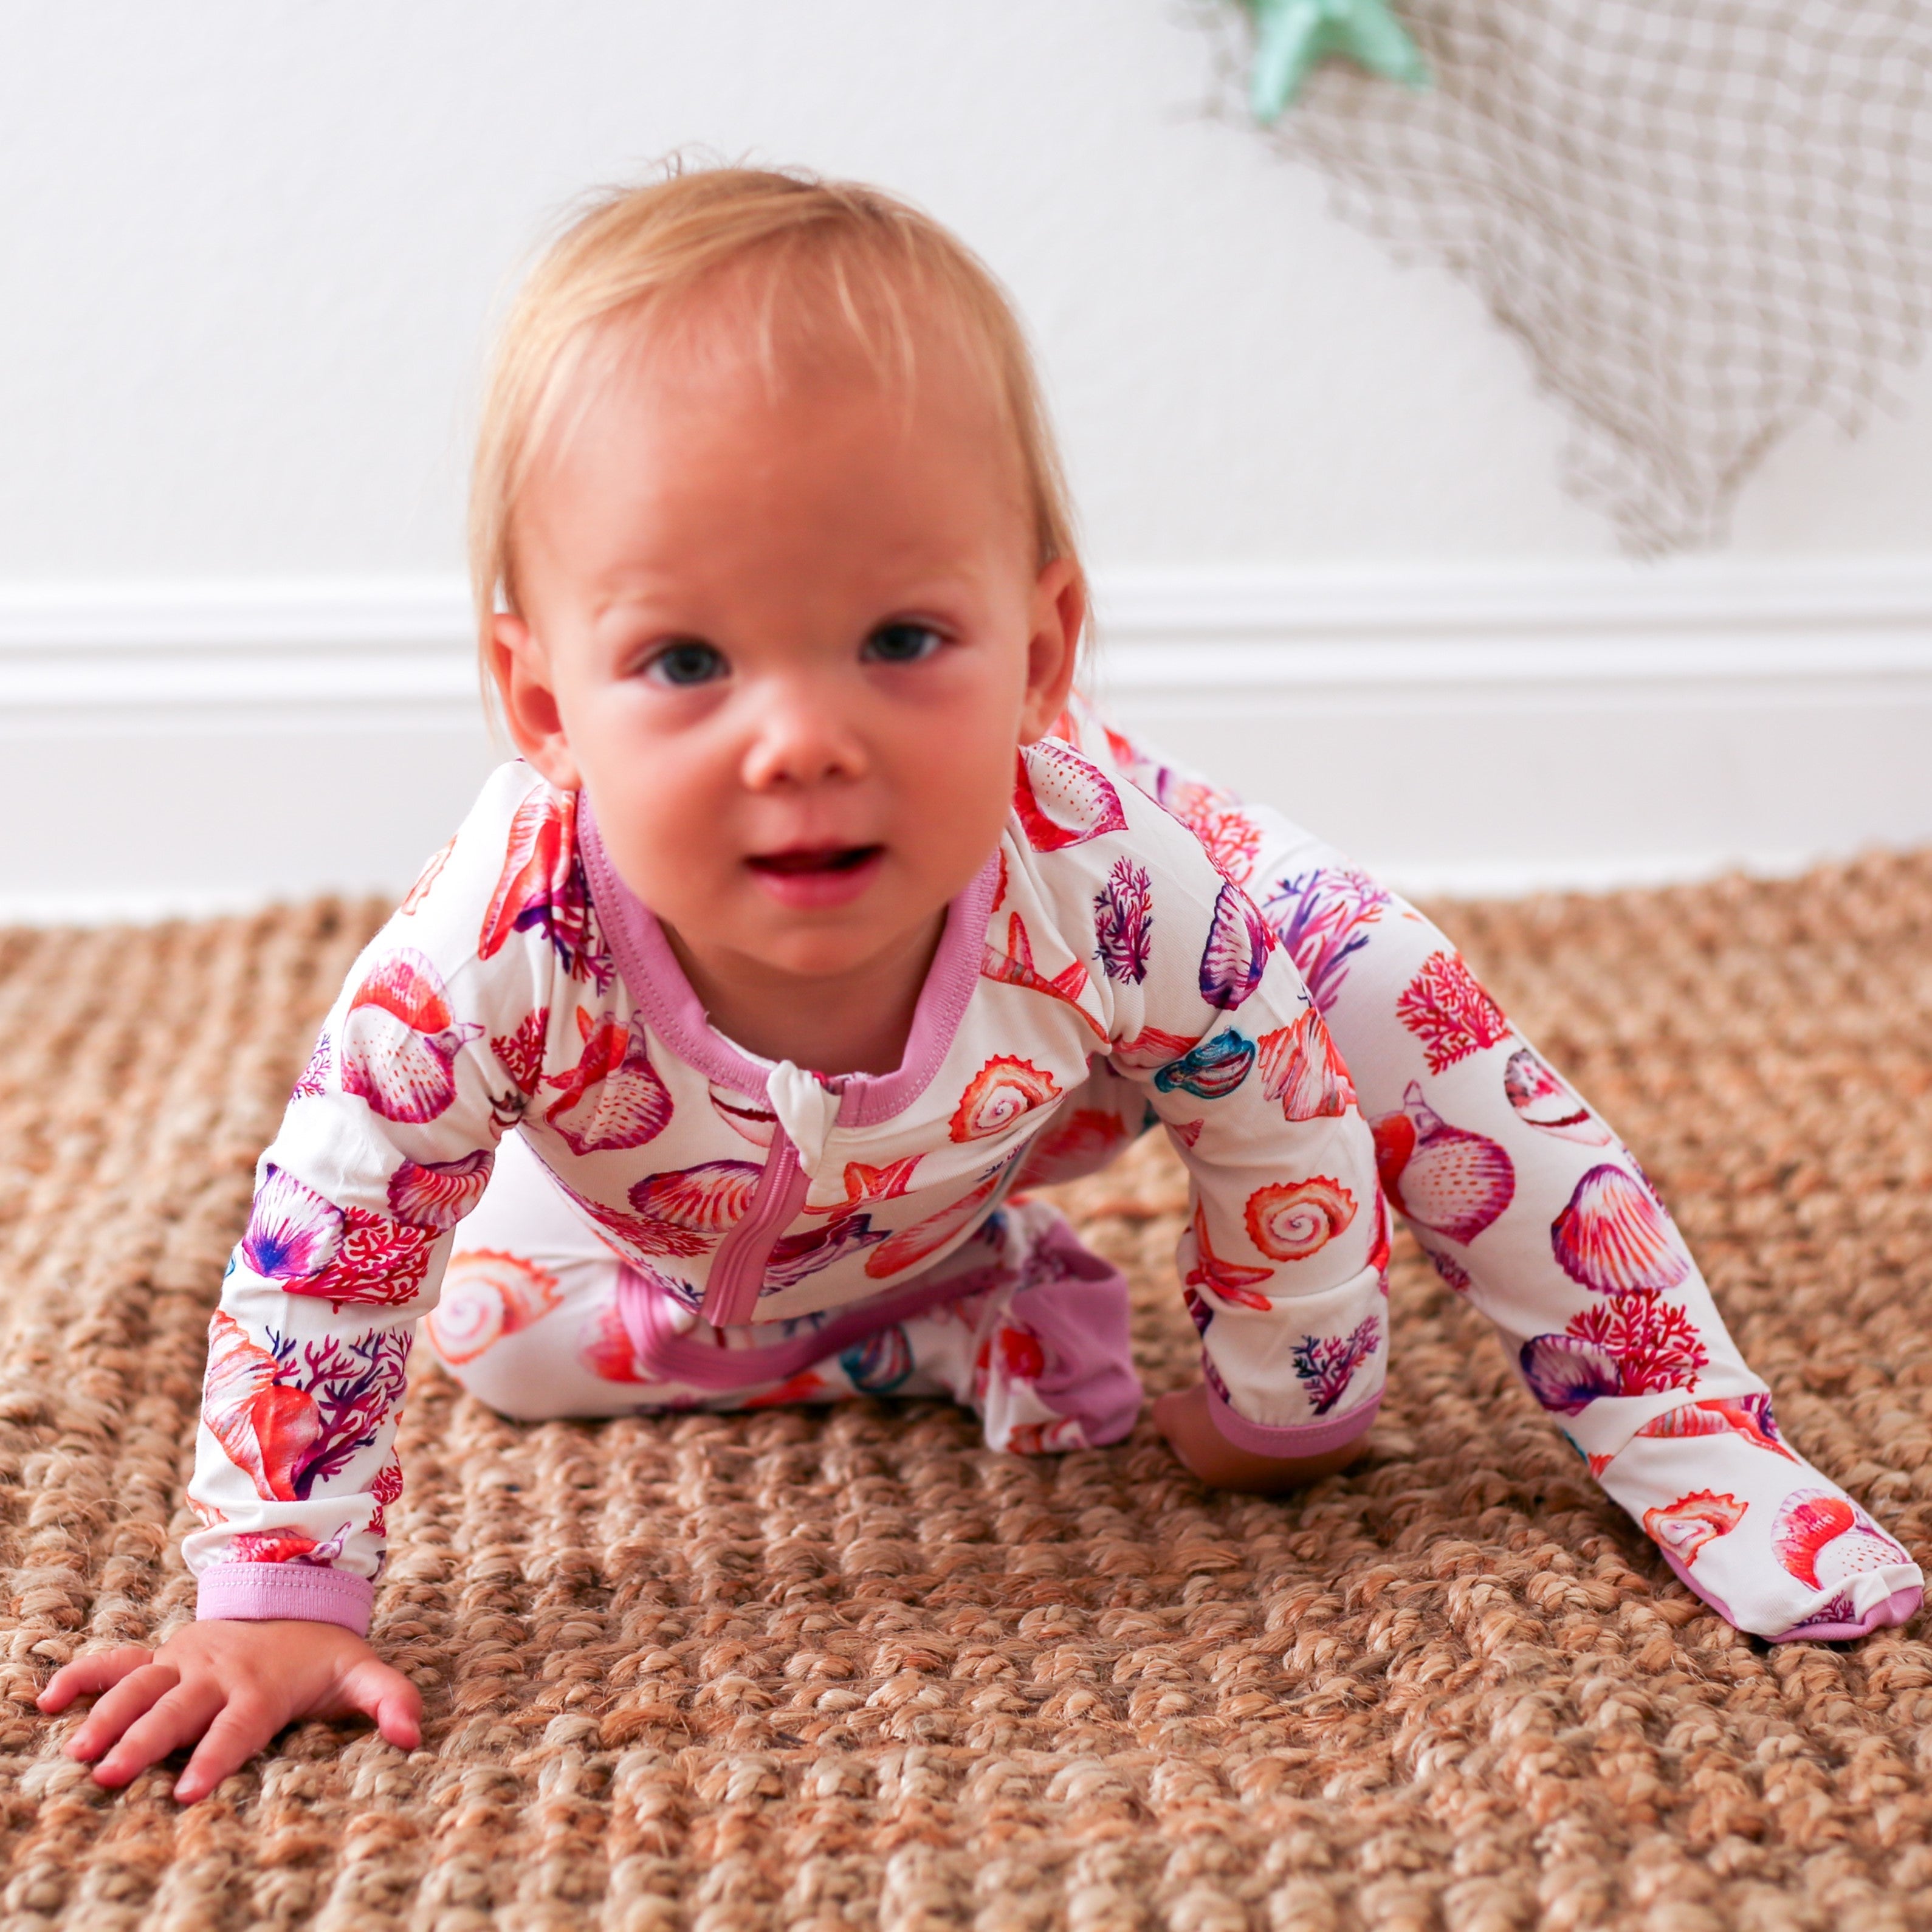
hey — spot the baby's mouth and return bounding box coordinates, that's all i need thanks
[746,845,884,876]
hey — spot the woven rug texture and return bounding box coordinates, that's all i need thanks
[1,855,1930,1931]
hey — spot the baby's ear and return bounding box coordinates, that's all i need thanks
[1016,557,1086,744]
[490,614,583,791]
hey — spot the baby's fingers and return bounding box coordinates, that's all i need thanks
[334,1655,422,1752]
[38,1646,155,1715]
[89,1681,224,1790]
[61,1662,181,1763]
[172,1696,283,1804]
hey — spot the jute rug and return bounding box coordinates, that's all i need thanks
[2,854,1930,1932]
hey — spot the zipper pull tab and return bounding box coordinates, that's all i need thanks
[767,1061,837,1172]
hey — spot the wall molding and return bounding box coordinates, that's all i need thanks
[4,559,1932,720]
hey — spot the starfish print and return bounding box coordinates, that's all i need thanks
[1243,0,1428,123]
[1183,1203,1276,1311]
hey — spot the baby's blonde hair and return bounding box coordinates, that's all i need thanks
[470,161,1083,665]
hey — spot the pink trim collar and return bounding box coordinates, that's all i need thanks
[577,793,999,1126]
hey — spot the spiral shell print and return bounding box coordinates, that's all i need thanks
[1551,1164,1691,1296]
[1244,1176,1356,1262]
[425,1250,564,1365]
[1012,740,1129,851]
[949,1055,1061,1143]
[1642,1490,1747,1568]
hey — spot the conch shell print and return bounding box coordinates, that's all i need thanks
[625,1160,761,1257]
[340,951,484,1125]
[1635,1393,1795,1462]
[1771,1488,1911,1590]
[1642,1490,1747,1567]
[1012,740,1128,851]
[1504,1047,1610,1144]
[1550,1164,1691,1296]
[480,787,610,985]
[764,1213,889,1289]
[202,1311,321,1501]
[242,1164,344,1281]
[541,1009,674,1156]
[949,1056,1061,1143]
[1395,951,1510,1074]
[1153,1030,1254,1100]
[425,1250,563,1365]
[1256,1009,1356,1121]
[1198,883,1271,1012]
[1245,1177,1357,1262]
[387,1150,493,1231]
[1370,1083,1515,1245]
[839,1324,915,1394]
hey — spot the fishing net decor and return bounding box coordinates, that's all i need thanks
[1202,1,1932,552]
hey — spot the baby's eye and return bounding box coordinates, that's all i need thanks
[644,640,728,687]
[862,622,944,666]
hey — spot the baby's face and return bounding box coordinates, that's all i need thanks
[495,304,1081,993]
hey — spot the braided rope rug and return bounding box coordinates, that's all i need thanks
[1,854,1930,1931]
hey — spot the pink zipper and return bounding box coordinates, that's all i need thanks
[699,1126,813,1327]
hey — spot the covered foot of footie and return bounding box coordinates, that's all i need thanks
[1596,1422,1923,1642]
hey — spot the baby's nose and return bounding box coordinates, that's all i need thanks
[740,692,869,789]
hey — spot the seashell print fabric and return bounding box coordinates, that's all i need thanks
[188,728,1919,1648]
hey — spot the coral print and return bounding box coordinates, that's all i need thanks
[291,1033,331,1101]
[388,1150,494,1231]
[1370,1084,1515,1245]
[1395,951,1511,1073]
[1245,1177,1357,1261]
[1551,1164,1691,1296]
[1012,740,1129,851]
[542,1009,674,1155]
[982,912,1105,1041]
[1643,1491,1747,1567]
[840,1325,914,1394]
[202,1310,409,1504]
[949,1055,1062,1142]
[490,1010,551,1101]
[1632,1392,1795,1460]
[1256,1009,1356,1121]
[425,1250,563,1364]
[1153,1030,1256,1099]
[302,1207,438,1308]
[480,788,612,986]
[339,951,483,1125]
[1152,774,1262,885]
[1184,1203,1275,1308]
[365,1456,404,1540]
[1261,867,1391,1013]
[1092,858,1154,983]
[1198,882,1272,1011]
[1291,1315,1381,1415]
[1504,1047,1611,1144]
[625,1160,761,1256]
[1519,1289,1708,1414]
[399,835,455,915]
[242,1165,343,1281]
[1772,1490,1911,1590]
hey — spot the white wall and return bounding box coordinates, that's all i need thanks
[3,1,1928,913]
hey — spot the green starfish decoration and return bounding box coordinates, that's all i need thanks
[1243,0,1430,123]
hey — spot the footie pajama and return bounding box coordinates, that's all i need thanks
[183,712,1922,1646]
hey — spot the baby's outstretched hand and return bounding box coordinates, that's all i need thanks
[1153,1382,1367,1494]
[37,1619,421,1803]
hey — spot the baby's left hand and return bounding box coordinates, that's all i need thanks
[1153,1383,1367,1494]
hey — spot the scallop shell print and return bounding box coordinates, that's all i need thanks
[388,1150,495,1231]
[1642,1490,1747,1568]
[1503,1046,1611,1144]
[1551,1165,1691,1296]
[949,1056,1062,1143]
[1370,1083,1515,1245]
[1012,741,1129,852]
[1519,1335,1621,1415]
[425,1250,564,1365]
[1198,882,1271,1012]
[1153,1030,1255,1100]
[1256,1009,1357,1121]
[541,1009,674,1156]
[1244,1177,1357,1262]
[626,1160,762,1257]
[1771,1488,1911,1590]
[241,1164,344,1281]
[339,951,483,1124]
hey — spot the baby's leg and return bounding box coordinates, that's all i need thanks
[1099,723,1920,1640]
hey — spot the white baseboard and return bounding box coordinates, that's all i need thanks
[4,560,1930,921]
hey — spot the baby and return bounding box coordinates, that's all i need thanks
[41,165,1922,1802]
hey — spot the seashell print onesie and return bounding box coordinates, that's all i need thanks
[185,713,1923,1646]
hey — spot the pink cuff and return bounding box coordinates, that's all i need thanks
[196,1563,374,1636]
[1205,1382,1381,1459]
